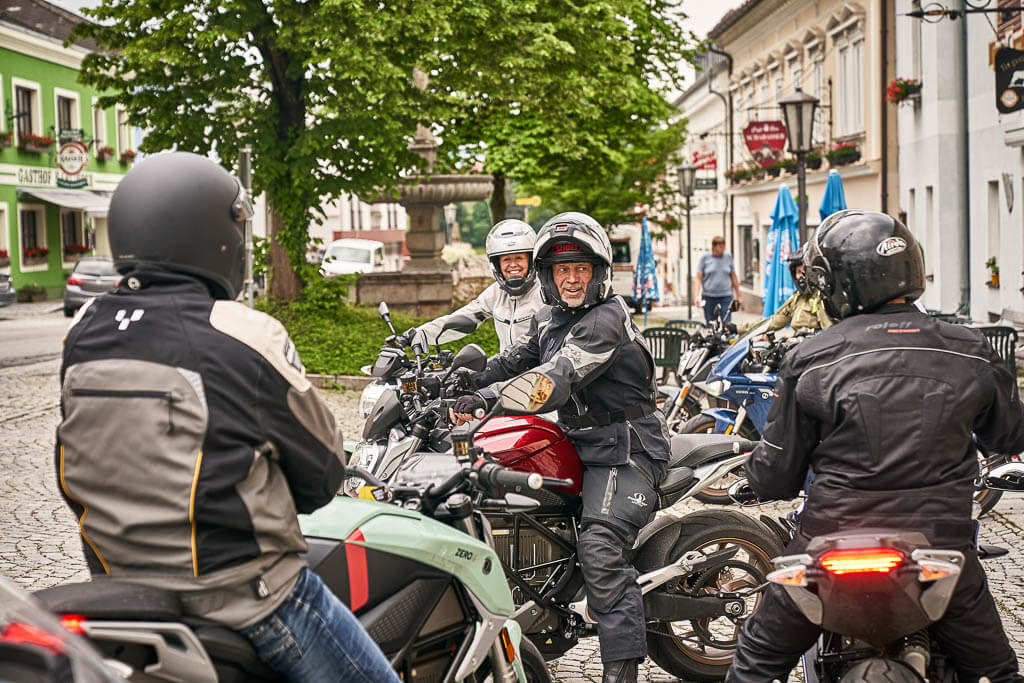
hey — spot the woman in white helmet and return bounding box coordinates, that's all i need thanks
[402,219,543,351]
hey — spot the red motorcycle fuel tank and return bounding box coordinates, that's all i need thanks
[473,416,583,496]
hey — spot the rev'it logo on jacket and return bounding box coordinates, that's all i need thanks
[876,237,907,256]
[115,309,144,331]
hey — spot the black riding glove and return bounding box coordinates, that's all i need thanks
[453,394,485,416]
[398,327,418,346]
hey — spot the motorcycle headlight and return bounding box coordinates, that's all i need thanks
[359,383,389,419]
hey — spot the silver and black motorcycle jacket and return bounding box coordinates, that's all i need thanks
[55,270,346,629]
[747,303,1024,547]
[416,280,543,351]
[473,295,670,467]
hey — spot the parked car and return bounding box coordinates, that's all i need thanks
[319,238,386,276]
[64,256,120,317]
[0,273,14,308]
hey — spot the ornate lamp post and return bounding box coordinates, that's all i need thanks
[677,164,697,320]
[778,87,819,246]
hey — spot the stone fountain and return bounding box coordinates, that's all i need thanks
[356,75,493,314]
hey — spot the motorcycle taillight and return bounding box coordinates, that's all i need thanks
[820,547,904,575]
[0,622,66,654]
[59,615,87,635]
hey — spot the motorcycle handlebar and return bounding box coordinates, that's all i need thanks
[477,462,543,490]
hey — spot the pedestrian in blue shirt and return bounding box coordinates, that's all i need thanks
[695,236,742,324]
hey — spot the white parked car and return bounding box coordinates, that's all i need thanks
[319,238,386,276]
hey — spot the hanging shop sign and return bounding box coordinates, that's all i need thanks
[695,177,718,190]
[995,47,1024,113]
[56,141,91,189]
[742,121,787,168]
[692,142,717,171]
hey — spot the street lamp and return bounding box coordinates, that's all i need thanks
[677,164,697,320]
[778,87,819,246]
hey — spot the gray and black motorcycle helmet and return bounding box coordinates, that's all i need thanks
[108,152,253,299]
[803,209,925,320]
[485,219,537,296]
[533,212,613,309]
[788,246,807,291]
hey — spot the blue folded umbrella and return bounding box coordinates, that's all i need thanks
[819,170,848,222]
[633,217,659,324]
[763,185,800,317]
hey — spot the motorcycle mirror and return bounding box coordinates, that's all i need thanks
[451,343,487,372]
[714,303,723,320]
[727,478,762,506]
[378,301,390,322]
[983,463,1024,492]
[499,371,556,415]
[433,314,480,354]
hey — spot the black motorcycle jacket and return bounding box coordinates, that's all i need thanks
[748,303,1024,547]
[56,270,346,629]
[472,296,670,466]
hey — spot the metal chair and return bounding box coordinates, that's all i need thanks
[977,326,1018,376]
[641,327,688,384]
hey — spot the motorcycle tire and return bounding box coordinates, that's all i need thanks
[838,657,922,683]
[666,393,705,433]
[678,413,760,505]
[638,510,782,682]
[471,636,553,683]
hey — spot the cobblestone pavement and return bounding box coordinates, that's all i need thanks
[2,334,1023,681]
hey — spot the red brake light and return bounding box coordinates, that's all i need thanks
[67,276,83,286]
[0,622,66,654]
[59,614,87,635]
[820,547,904,575]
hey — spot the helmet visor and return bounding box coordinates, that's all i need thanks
[231,181,254,223]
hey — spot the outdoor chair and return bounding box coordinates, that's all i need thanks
[977,326,1018,376]
[642,327,688,385]
[666,319,706,334]
[926,309,972,325]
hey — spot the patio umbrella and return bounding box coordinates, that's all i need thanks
[632,216,659,326]
[819,170,848,221]
[762,185,800,317]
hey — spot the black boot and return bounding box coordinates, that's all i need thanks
[601,658,638,683]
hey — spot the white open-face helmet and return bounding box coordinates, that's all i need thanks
[485,219,537,296]
[534,212,613,309]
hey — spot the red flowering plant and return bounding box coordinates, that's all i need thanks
[0,248,8,258]
[119,149,137,163]
[0,130,12,148]
[18,133,54,149]
[886,77,921,104]
[23,246,49,259]
[826,141,861,165]
[64,244,92,254]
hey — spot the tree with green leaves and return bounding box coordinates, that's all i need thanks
[74,0,698,299]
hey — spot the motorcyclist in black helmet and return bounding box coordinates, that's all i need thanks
[726,210,1024,682]
[451,211,670,683]
[56,152,400,683]
[743,246,832,335]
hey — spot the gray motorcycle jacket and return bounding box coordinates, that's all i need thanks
[416,280,543,351]
[56,270,346,629]
[747,303,1024,547]
[473,296,670,466]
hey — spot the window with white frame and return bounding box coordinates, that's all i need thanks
[116,106,131,154]
[758,78,769,121]
[61,210,85,258]
[55,88,80,135]
[92,100,106,147]
[18,204,46,266]
[0,203,8,267]
[832,15,865,137]
[12,78,42,139]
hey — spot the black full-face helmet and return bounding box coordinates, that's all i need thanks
[803,209,925,320]
[533,212,613,309]
[788,246,807,291]
[108,152,252,299]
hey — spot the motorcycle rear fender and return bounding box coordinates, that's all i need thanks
[300,497,513,616]
[700,407,737,433]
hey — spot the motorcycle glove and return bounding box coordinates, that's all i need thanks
[453,393,485,416]
[398,327,418,346]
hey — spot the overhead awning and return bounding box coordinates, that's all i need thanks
[17,188,112,216]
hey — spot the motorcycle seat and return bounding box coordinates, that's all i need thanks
[658,466,695,509]
[35,579,182,621]
[669,434,757,469]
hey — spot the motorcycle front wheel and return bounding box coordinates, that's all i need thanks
[638,510,782,682]
[678,414,760,505]
[471,636,552,683]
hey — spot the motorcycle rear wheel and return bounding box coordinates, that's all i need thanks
[639,510,782,682]
[678,414,760,505]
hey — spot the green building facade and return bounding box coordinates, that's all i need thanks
[0,0,133,298]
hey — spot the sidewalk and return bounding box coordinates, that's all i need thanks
[0,300,63,321]
[633,303,762,330]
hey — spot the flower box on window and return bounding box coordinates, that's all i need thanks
[119,149,137,164]
[18,133,54,154]
[96,145,115,162]
[887,77,921,105]
[64,244,92,257]
[806,151,824,170]
[0,131,12,149]
[0,248,8,267]
[827,142,861,167]
[765,160,782,177]
[23,246,49,263]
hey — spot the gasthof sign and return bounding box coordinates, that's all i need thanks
[57,141,90,189]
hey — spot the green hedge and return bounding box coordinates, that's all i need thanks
[257,277,500,375]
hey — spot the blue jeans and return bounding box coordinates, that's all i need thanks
[240,568,400,683]
[703,295,733,325]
